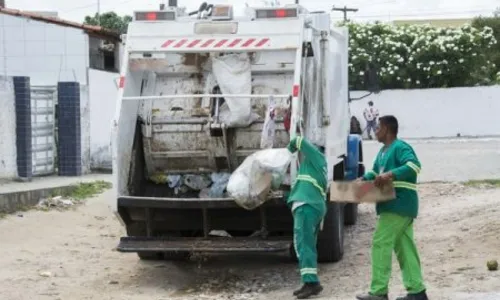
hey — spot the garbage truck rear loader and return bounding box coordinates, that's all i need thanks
[112,3,364,262]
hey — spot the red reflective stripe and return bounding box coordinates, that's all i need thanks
[292,85,299,97]
[161,39,175,48]
[228,39,242,48]
[241,38,256,47]
[201,39,215,48]
[174,39,188,48]
[255,38,270,47]
[187,39,201,48]
[214,39,228,48]
[119,77,125,88]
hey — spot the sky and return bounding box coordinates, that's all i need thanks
[6,0,499,23]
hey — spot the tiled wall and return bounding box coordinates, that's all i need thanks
[13,76,32,179]
[57,82,82,176]
[0,14,89,85]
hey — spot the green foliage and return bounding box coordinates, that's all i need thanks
[84,12,132,34]
[472,16,500,84]
[346,22,498,90]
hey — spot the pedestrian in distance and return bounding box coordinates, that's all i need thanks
[285,131,327,299]
[363,101,379,140]
[356,115,429,300]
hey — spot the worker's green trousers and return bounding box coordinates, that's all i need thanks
[370,213,426,296]
[293,204,325,283]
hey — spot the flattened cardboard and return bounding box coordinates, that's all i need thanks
[329,180,396,203]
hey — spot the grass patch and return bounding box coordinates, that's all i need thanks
[463,179,500,188]
[65,180,112,200]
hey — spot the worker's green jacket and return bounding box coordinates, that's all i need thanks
[363,139,421,218]
[286,136,327,213]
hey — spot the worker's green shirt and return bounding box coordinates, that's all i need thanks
[286,136,327,213]
[363,139,421,218]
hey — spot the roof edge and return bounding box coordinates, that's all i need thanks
[0,7,121,41]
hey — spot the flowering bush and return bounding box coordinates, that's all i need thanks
[346,22,498,90]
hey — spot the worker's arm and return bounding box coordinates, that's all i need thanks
[287,136,322,158]
[362,157,379,181]
[390,145,421,181]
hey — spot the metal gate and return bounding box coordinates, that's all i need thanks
[31,86,57,176]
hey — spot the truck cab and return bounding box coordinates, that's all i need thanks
[111,1,364,262]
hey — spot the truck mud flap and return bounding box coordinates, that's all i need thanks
[117,237,291,253]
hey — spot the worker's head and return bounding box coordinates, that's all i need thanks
[368,101,374,107]
[376,115,398,143]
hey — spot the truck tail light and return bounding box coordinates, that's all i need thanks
[134,11,176,21]
[255,8,298,19]
[292,85,300,97]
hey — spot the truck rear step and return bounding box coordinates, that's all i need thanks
[117,236,291,253]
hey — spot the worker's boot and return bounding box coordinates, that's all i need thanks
[395,290,429,300]
[293,285,306,296]
[356,293,389,300]
[295,282,323,299]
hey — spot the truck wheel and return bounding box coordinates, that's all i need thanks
[344,203,358,226]
[345,162,365,226]
[317,202,344,263]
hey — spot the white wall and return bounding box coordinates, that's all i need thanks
[0,14,89,85]
[89,69,119,170]
[0,77,17,178]
[350,86,500,139]
[81,84,91,174]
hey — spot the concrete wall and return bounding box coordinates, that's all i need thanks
[350,86,500,139]
[89,69,118,171]
[0,77,16,178]
[0,14,89,85]
[81,84,91,174]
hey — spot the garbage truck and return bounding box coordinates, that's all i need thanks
[112,1,368,263]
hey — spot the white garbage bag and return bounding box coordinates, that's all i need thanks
[260,97,277,149]
[227,148,293,210]
[212,53,259,127]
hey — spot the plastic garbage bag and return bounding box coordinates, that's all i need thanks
[184,175,211,191]
[260,96,277,149]
[209,172,231,198]
[167,175,182,195]
[212,53,259,127]
[227,148,293,210]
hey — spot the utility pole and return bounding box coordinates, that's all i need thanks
[332,6,358,21]
[97,0,101,26]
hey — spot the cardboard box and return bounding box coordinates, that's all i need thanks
[329,180,396,203]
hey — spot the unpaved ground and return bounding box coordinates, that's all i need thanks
[1,183,499,300]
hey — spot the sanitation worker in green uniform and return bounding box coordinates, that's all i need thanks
[286,135,327,299]
[356,115,428,300]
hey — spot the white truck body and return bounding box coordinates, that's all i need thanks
[111,3,358,261]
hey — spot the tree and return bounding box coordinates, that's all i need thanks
[346,22,498,90]
[83,12,132,34]
[472,15,500,82]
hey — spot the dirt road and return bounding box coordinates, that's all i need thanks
[1,182,499,300]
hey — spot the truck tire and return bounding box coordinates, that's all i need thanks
[288,204,345,263]
[317,202,344,263]
[344,203,358,226]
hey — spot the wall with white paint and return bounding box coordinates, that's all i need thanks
[0,14,89,85]
[0,77,17,178]
[80,84,91,174]
[350,86,500,139]
[89,69,119,171]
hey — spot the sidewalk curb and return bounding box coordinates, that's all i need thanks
[0,185,78,214]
